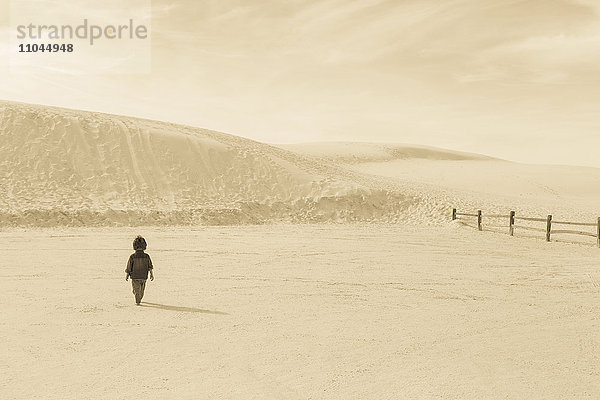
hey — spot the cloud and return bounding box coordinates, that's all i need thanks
[496,32,600,63]
[460,30,600,84]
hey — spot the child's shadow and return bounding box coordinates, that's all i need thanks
[141,302,228,315]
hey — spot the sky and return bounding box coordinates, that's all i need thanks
[1,0,599,167]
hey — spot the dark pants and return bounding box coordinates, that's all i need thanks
[131,279,147,304]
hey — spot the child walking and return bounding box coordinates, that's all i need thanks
[125,235,154,305]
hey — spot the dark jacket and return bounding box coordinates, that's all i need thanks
[126,250,153,280]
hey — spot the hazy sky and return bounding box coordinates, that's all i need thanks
[1,0,599,167]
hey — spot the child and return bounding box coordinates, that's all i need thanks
[125,235,154,305]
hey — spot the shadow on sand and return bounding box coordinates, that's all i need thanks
[140,302,229,315]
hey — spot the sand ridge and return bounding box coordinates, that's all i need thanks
[2,101,600,228]
[0,101,450,227]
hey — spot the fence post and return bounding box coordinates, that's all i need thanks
[597,217,600,248]
[509,211,515,236]
[477,210,482,231]
[452,208,457,221]
[546,214,552,242]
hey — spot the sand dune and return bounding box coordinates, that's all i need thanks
[279,142,495,163]
[0,101,446,226]
[284,142,600,223]
[2,101,599,228]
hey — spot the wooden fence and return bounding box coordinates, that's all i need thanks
[452,208,600,247]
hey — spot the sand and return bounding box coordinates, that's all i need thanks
[2,224,599,399]
[0,101,439,226]
[282,142,600,223]
[2,101,600,399]
[4,101,600,229]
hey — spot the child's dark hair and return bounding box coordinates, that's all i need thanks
[133,235,147,251]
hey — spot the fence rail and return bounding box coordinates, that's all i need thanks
[514,216,547,223]
[452,208,600,247]
[552,220,597,227]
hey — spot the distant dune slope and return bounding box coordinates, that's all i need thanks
[282,142,600,223]
[0,101,454,226]
[279,142,495,163]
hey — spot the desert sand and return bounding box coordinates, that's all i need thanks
[4,100,600,230]
[1,102,600,399]
[2,225,600,399]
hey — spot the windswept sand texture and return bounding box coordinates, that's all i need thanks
[4,102,600,229]
[0,101,450,227]
[283,142,600,224]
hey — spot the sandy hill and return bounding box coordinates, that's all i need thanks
[0,101,454,227]
[3,101,597,227]
[279,142,495,163]
[282,142,600,223]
